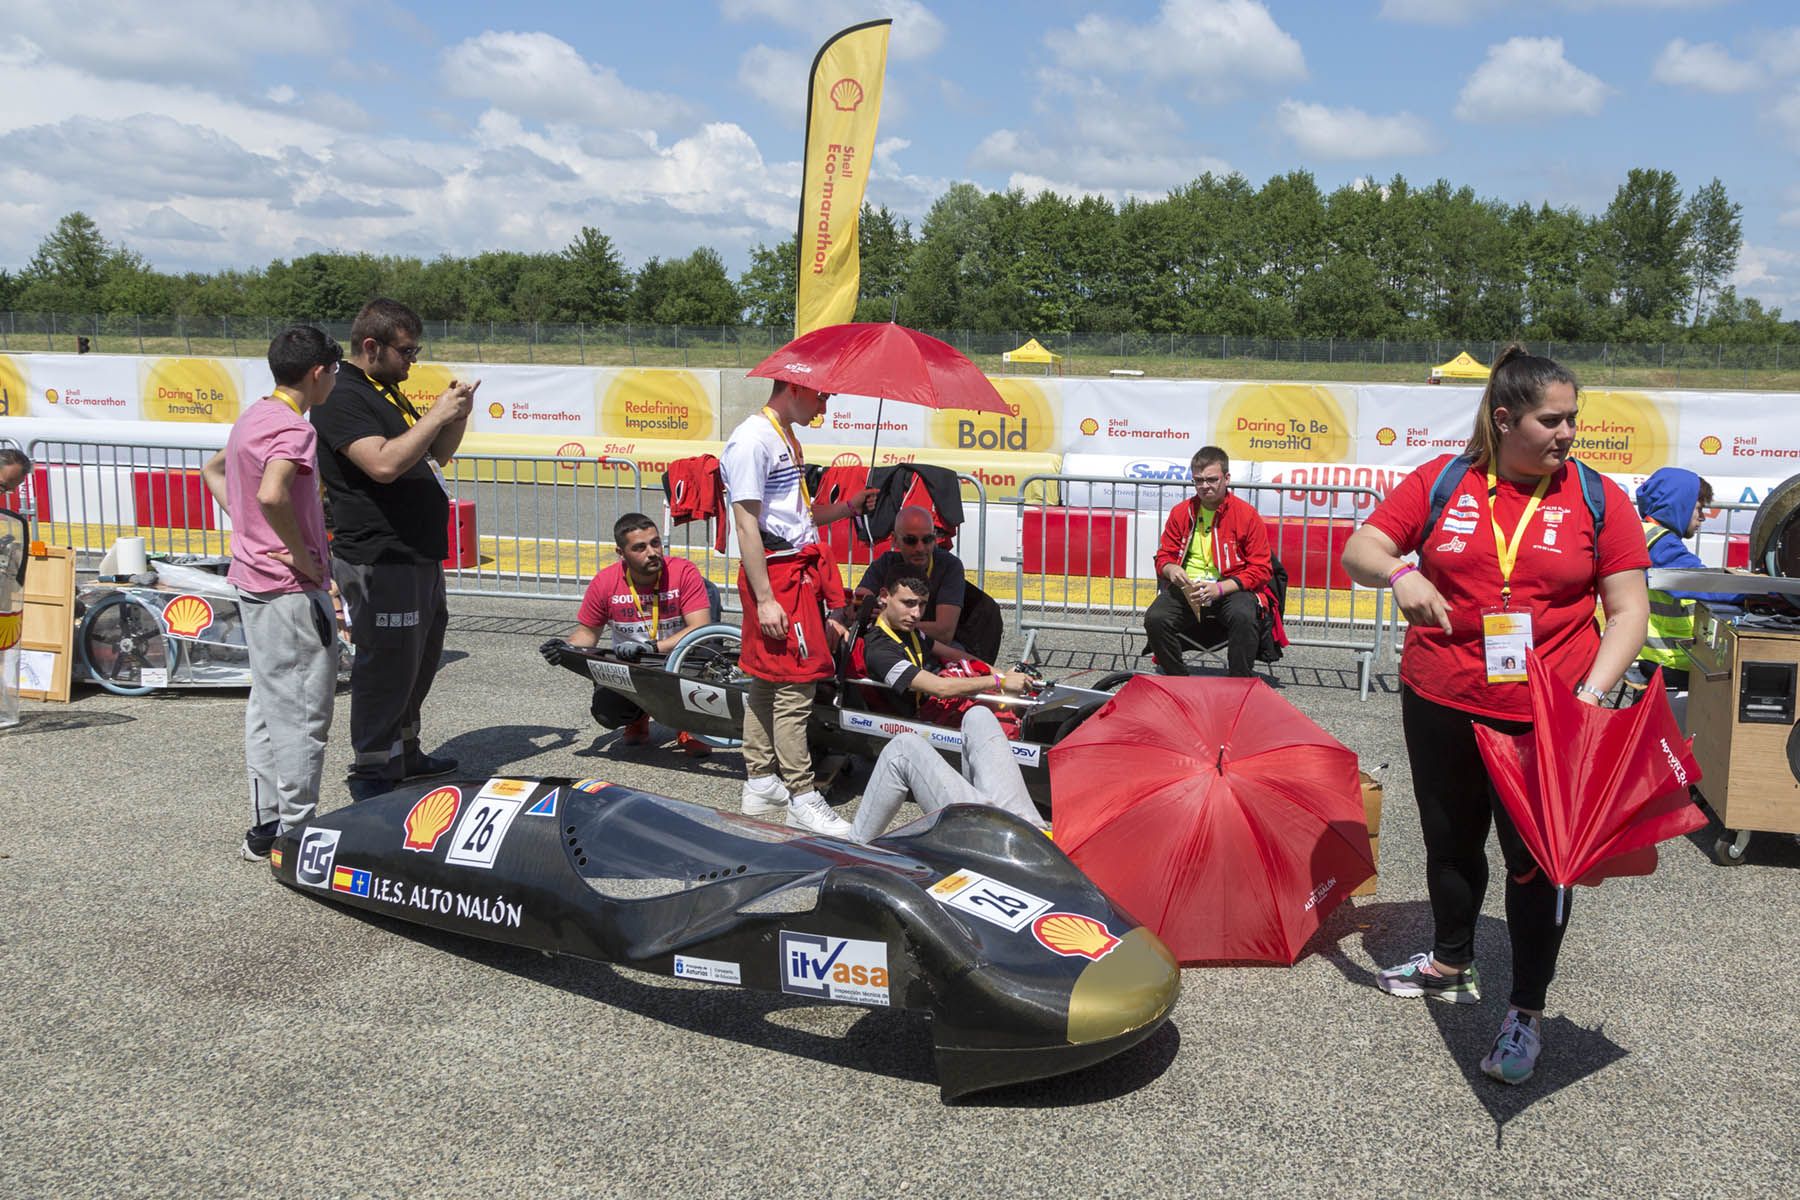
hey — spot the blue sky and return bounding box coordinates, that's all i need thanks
[3,0,1798,311]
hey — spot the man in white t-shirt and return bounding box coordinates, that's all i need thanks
[721,380,874,836]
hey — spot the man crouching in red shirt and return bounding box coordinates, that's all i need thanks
[1147,445,1272,678]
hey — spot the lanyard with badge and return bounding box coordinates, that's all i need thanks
[627,570,662,645]
[1480,465,1551,684]
[874,615,925,668]
[762,406,813,509]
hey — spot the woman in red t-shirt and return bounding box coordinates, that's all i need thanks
[1342,344,1649,1086]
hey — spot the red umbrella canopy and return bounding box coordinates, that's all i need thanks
[748,323,1011,414]
[1049,675,1375,965]
[1474,651,1705,899]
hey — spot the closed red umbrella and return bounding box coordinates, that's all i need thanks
[1474,650,1705,921]
[1049,675,1375,965]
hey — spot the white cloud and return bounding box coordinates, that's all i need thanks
[0,114,287,202]
[439,32,689,130]
[738,44,811,121]
[1774,88,1800,151]
[1730,243,1800,307]
[1758,28,1800,77]
[128,207,225,244]
[720,0,947,60]
[2,0,340,81]
[1044,0,1305,101]
[1651,39,1762,93]
[1455,37,1613,122]
[972,128,1229,199]
[1274,100,1437,159]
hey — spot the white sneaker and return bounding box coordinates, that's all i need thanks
[1480,1009,1544,1085]
[741,775,791,817]
[785,790,853,838]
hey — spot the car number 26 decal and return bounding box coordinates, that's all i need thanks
[928,869,1054,933]
[444,788,527,869]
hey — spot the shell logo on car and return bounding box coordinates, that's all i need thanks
[1574,390,1673,473]
[599,369,714,441]
[1031,912,1120,961]
[403,787,462,853]
[1213,383,1354,463]
[928,377,1057,453]
[0,355,27,418]
[161,595,215,638]
[0,608,22,651]
[140,358,240,424]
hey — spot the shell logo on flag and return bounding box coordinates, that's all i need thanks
[0,608,21,651]
[403,786,462,853]
[1213,384,1354,463]
[1574,390,1673,473]
[599,369,713,441]
[1031,912,1120,961]
[140,358,240,424]
[928,377,1057,454]
[1700,435,1722,456]
[0,354,27,418]
[161,595,214,638]
[829,77,864,111]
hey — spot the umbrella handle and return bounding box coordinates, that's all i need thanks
[1554,885,1566,926]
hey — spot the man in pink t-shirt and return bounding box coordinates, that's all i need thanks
[201,325,343,862]
[545,513,714,754]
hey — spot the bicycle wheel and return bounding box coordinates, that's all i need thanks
[79,591,170,696]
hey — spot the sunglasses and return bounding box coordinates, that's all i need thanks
[379,340,423,362]
[897,534,933,546]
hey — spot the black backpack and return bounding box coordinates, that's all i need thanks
[1424,453,1606,564]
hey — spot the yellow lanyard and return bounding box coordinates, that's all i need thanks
[1486,466,1552,607]
[763,406,812,508]
[374,378,419,427]
[874,616,924,667]
[270,389,303,416]
[627,570,662,642]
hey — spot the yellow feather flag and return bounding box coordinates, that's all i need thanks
[795,19,891,336]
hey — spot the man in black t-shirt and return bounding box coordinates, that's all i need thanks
[311,298,477,800]
[854,505,1002,660]
[858,576,1025,718]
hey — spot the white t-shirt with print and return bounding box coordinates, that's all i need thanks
[720,411,816,551]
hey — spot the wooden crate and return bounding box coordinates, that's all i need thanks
[18,545,76,702]
[1352,770,1383,897]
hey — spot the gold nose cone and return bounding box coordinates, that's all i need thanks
[1066,927,1181,1045]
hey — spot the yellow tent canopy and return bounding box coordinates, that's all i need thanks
[1430,351,1490,381]
[1002,337,1061,364]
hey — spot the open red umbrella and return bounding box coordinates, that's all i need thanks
[1474,650,1705,922]
[748,322,1011,465]
[1049,675,1375,965]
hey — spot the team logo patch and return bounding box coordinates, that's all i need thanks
[482,778,533,799]
[295,828,340,890]
[331,866,372,897]
[162,594,214,638]
[779,932,889,1006]
[403,786,461,853]
[525,788,559,817]
[1435,535,1467,554]
[572,778,609,794]
[1031,912,1121,961]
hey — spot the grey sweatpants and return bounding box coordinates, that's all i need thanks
[335,558,448,781]
[240,589,337,832]
[850,706,1046,842]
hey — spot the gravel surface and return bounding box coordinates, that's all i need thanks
[3,595,1795,1199]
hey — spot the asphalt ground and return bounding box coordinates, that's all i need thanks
[3,594,1797,1199]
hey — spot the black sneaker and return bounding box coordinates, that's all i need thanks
[241,820,279,863]
[1376,951,1482,1004]
[347,774,394,802]
[401,750,459,781]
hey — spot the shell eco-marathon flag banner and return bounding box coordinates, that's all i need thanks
[794,19,890,336]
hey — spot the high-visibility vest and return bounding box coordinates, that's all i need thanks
[1639,521,1693,670]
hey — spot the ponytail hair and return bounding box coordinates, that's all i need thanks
[1464,343,1580,467]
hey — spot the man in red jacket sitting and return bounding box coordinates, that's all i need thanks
[1147,445,1272,678]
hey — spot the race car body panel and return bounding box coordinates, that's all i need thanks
[271,777,1179,1100]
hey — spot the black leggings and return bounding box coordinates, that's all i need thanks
[1401,686,1571,1011]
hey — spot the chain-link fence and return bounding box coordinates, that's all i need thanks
[3,313,1795,388]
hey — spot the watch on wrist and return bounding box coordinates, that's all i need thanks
[1574,682,1607,701]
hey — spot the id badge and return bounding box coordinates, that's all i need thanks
[427,457,452,496]
[1481,608,1533,683]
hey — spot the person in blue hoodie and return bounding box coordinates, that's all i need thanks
[1631,468,1745,694]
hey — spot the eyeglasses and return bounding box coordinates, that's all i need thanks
[897,534,933,546]
[379,340,422,362]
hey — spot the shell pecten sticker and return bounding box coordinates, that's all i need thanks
[0,354,28,418]
[0,608,22,651]
[928,377,1057,453]
[1213,383,1354,463]
[161,595,215,638]
[1574,390,1673,473]
[1031,912,1121,961]
[140,358,240,424]
[403,786,462,853]
[599,369,714,441]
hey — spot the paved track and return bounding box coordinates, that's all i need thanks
[3,596,1795,1198]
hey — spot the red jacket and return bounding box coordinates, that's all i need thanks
[664,455,728,553]
[1154,492,1272,592]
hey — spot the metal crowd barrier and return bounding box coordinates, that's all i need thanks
[26,438,223,567]
[1010,474,1389,699]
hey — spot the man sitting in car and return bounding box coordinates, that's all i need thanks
[854,505,1002,661]
[848,576,1045,841]
[546,512,715,755]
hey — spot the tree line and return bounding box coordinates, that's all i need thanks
[4,167,1792,345]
